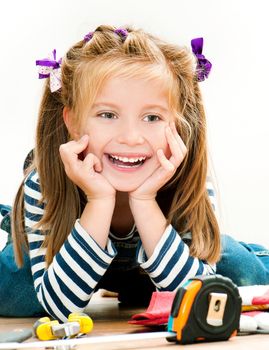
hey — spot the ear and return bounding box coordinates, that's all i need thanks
[63,107,80,140]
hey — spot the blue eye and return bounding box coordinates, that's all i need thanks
[98,112,117,119]
[143,115,161,122]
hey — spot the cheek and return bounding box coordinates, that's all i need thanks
[150,127,170,156]
[86,137,102,156]
[82,123,105,156]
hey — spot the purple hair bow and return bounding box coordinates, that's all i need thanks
[191,38,212,82]
[36,49,62,92]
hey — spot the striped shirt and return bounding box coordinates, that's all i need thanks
[24,170,216,321]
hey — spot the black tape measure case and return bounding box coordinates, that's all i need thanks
[167,274,242,344]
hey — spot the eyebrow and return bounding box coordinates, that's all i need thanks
[92,102,170,113]
[92,102,119,109]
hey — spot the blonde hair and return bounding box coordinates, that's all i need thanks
[12,24,220,266]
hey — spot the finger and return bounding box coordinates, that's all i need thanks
[59,135,89,175]
[157,149,175,172]
[165,126,184,166]
[59,135,89,161]
[166,125,187,166]
[83,153,102,174]
[170,122,187,154]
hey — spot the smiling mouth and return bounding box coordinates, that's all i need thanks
[106,154,148,168]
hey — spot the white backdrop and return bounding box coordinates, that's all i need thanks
[0,0,268,245]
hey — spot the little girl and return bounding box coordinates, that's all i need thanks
[1,25,268,321]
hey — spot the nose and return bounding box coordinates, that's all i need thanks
[116,121,145,146]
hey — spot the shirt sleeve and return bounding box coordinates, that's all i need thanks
[137,225,216,291]
[24,170,117,321]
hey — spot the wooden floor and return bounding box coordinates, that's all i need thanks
[0,292,269,349]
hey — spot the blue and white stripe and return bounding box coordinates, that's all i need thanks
[137,225,215,291]
[24,170,116,321]
[24,169,217,321]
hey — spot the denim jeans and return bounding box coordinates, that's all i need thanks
[0,204,45,317]
[0,242,45,317]
[216,234,269,286]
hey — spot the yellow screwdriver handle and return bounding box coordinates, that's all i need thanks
[68,313,93,334]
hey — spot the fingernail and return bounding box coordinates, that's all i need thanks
[168,163,175,171]
[80,135,88,141]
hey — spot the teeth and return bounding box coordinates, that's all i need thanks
[110,155,146,163]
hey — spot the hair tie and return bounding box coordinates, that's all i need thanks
[83,28,128,43]
[84,31,94,42]
[191,38,212,82]
[36,49,62,92]
[114,28,128,40]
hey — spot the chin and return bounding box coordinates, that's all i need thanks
[107,176,144,192]
[112,182,141,193]
[103,170,146,193]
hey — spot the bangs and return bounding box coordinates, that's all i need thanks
[72,56,180,127]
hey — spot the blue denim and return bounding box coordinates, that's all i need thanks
[0,204,12,245]
[0,204,45,317]
[216,234,269,286]
[0,242,45,317]
[0,204,11,217]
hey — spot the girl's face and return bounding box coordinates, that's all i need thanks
[82,76,174,192]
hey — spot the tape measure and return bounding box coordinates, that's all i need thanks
[167,274,242,344]
[0,275,242,349]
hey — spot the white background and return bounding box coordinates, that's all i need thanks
[0,0,268,246]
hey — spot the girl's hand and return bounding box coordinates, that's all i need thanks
[59,135,116,200]
[129,123,187,201]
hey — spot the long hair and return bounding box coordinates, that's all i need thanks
[12,24,220,266]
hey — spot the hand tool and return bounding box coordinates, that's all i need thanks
[33,312,93,341]
[0,275,242,349]
[167,274,241,344]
